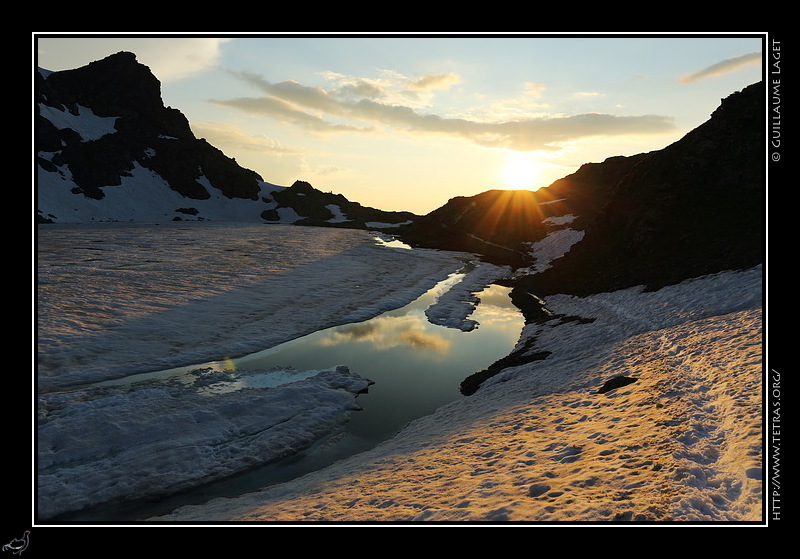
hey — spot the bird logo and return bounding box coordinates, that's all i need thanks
[2,531,29,555]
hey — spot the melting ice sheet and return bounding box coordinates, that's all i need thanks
[36,223,521,521]
[37,365,372,521]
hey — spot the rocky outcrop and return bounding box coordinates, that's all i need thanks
[530,152,652,232]
[428,82,765,396]
[266,180,415,228]
[396,153,652,267]
[36,52,262,206]
[36,51,764,296]
[520,81,765,298]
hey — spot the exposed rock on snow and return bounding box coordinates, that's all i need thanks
[597,375,638,394]
[34,54,766,525]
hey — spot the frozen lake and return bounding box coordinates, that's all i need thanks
[36,222,523,521]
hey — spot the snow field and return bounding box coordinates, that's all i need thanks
[37,224,469,391]
[157,266,762,523]
[37,223,510,520]
[36,220,763,524]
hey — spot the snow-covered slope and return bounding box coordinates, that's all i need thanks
[158,265,763,523]
[37,149,293,223]
[36,223,511,520]
[36,218,764,523]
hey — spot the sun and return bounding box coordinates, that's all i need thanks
[501,152,542,191]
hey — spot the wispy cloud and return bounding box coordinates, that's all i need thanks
[210,95,370,133]
[190,121,304,155]
[147,38,234,82]
[524,82,547,99]
[36,37,233,82]
[211,69,675,151]
[407,73,461,91]
[678,52,762,83]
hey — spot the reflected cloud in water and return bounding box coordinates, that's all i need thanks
[316,314,453,355]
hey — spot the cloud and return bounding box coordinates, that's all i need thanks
[209,95,369,133]
[319,69,459,106]
[190,121,302,155]
[145,38,234,81]
[335,80,385,100]
[36,37,232,82]
[467,113,675,151]
[678,52,762,83]
[215,69,675,151]
[317,315,452,354]
[407,73,461,91]
[572,91,605,99]
[524,82,546,98]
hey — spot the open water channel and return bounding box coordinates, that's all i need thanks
[122,278,519,521]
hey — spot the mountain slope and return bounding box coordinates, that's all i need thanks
[396,152,652,267]
[397,188,548,266]
[35,51,765,299]
[35,51,414,228]
[460,82,764,394]
[521,81,765,298]
[399,82,765,301]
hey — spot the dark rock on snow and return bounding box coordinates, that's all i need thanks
[36,52,262,205]
[458,83,765,393]
[36,52,765,292]
[397,188,547,267]
[597,376,639,394]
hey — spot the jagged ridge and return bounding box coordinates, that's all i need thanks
[35,51,414,228]
[520,81,765,298]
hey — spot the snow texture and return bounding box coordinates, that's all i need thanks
[425,262,512,331]
[37,223,501,519]
[37,366,370,520]
[37,224,470,391]
[159,266,763,523]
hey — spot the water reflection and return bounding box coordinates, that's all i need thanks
[317,315,453,355]
[90,274,522,418]
[80,273,524,521]
[231,278,523,434]
[180,277,524,508]
[125,273,522,464]
[372,234,413,250]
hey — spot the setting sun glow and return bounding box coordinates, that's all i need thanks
[501,153,542,191]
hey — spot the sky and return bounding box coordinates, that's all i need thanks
[34,33,765,215]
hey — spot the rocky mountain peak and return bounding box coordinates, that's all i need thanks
[36,52,414,228]
[39,51,166,122]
